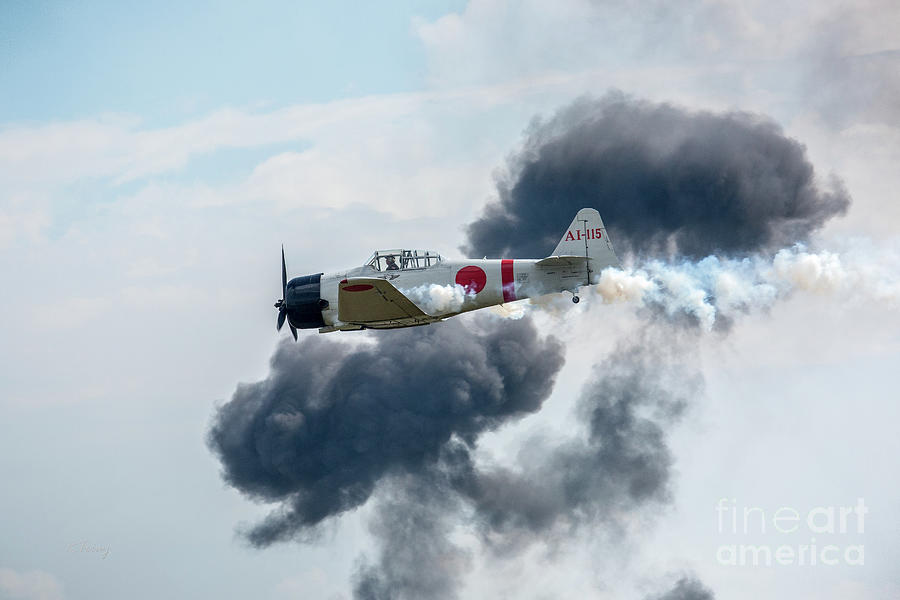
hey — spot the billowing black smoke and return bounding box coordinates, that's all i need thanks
[463,92,850,260]
[208,316,564,547]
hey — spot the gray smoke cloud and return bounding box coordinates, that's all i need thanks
[454,325,697,551]
[353,473,469,600]
[345,325,703,599]
[646,576,716,600]
[463,92,850,261]
[207,316,564,547]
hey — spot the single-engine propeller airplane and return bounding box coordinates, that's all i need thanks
[275,208,619,337]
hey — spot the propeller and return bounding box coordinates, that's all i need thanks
[275,245,297,340]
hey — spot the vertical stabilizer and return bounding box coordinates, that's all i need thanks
[551,208,619,280]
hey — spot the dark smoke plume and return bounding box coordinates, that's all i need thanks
[454,325,699,550]
[346,326,701,598]
[463,92,850,260]
[344,326,704,599]
[208,316,564,547]
[353,474,469,600]
[645,576,716,600]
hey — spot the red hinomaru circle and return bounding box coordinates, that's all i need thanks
[455,266,487,294]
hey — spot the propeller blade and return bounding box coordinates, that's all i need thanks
[278,245,297,341]
[281,245,287,299]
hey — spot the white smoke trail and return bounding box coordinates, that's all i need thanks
[592,244,900,331]
[771,248,846,293]
[401,283,472,316]
[490,301,527,320]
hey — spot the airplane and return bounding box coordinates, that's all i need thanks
[275,208,619,338]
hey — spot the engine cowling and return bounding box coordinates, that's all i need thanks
[285,273,328,329]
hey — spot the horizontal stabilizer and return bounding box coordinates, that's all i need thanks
[535,255,589,268]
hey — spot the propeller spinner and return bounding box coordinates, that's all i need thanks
[275,246,298,340]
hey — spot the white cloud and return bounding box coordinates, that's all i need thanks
[0,207,49,249]
[415,0,900,83]
[0,88,529,238]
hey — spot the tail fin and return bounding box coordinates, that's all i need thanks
[551,208,619,278]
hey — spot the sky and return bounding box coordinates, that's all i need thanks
[1,1,899,599]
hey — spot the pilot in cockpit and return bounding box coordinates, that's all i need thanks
[385,255,399,271]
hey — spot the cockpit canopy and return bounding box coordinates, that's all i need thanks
[366,249,442,272]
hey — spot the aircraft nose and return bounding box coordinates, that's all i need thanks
[284,273,328,330]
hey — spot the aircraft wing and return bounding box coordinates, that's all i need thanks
[338,277,430,325]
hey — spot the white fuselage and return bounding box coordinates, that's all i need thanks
[279,208,619,334]
[319,257,590,330]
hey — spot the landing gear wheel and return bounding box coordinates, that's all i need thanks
[572,295,580,304]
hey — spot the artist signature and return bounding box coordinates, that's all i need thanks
[66,540,110,559]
